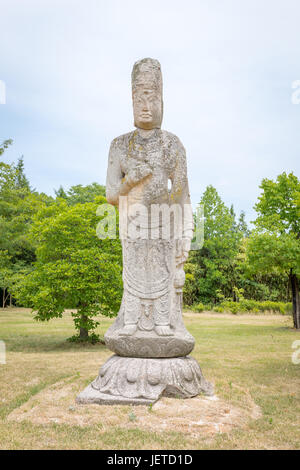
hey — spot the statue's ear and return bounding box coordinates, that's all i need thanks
[132,92,136,127]
[160,99,164,128]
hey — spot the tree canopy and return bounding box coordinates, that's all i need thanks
[247,173,300,328]
[55,182,106,205]
[186,186,243,304]
[1,140,298,334]
[14,197,122,341]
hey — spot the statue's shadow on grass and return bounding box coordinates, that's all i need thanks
[4,335,108,353]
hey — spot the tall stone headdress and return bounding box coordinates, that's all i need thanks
[131,58,163,128]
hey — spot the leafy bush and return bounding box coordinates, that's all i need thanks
[183,266,198,306]
[213,306,224,313]
[220,300,291,314]
[189,299,292,315]
[191,302,205,312]
[220,302,239,314]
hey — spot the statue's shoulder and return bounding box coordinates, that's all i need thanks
[161,130,185,153]
[110,130,135,150]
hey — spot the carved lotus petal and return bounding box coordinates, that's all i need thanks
[181,362,194,382]
[147,363,161,385]
[126,362,139,383]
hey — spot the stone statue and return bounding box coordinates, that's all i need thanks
[77,58,213,405]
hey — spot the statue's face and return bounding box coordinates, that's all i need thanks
[133,85,162,130]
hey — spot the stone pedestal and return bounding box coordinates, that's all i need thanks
[76,355,213,405]
[104,320,195,358]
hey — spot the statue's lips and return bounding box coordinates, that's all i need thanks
[140,113,152,119]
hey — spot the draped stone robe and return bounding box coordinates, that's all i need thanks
[105,128,194,355]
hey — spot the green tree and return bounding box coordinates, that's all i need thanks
[188,186,242,304]
[236,237,288,302]
[238,211,250,237]
[0,150,53,306]
[0,139,13,156]
[14,197,122,341]
[247,172,300,328]
[55,183,106,205]
[0,139,39,306]
[0,251,13,308]
[15,156,31,190]
[54,185,68,199]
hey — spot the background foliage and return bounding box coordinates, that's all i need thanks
[1,140,299,335]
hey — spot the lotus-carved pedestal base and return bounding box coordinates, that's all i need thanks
[105,328,195,358]
[76,355,214,405]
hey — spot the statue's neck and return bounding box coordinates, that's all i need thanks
[136,127,159,139]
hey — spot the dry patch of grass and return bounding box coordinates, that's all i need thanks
[7,375,261,440]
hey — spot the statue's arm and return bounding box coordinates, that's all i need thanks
[106,140,123,206]
[171,139,194,241]
[171,138,194,262]
[106,138,152,206]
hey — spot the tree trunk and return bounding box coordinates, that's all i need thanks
[2,288,5,309]
[79,313,89,340]
[4,291,10,308]
[290,269,300,329]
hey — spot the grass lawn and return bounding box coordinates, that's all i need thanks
[0,308,299,450]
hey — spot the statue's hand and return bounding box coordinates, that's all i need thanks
[120,162,152,196]
[176,238,191,264]
[129,163,152,185]
[174,267,186,289]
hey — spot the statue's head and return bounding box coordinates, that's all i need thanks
[131,58,163,130]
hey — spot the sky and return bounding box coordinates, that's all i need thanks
[1,0,300,225]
